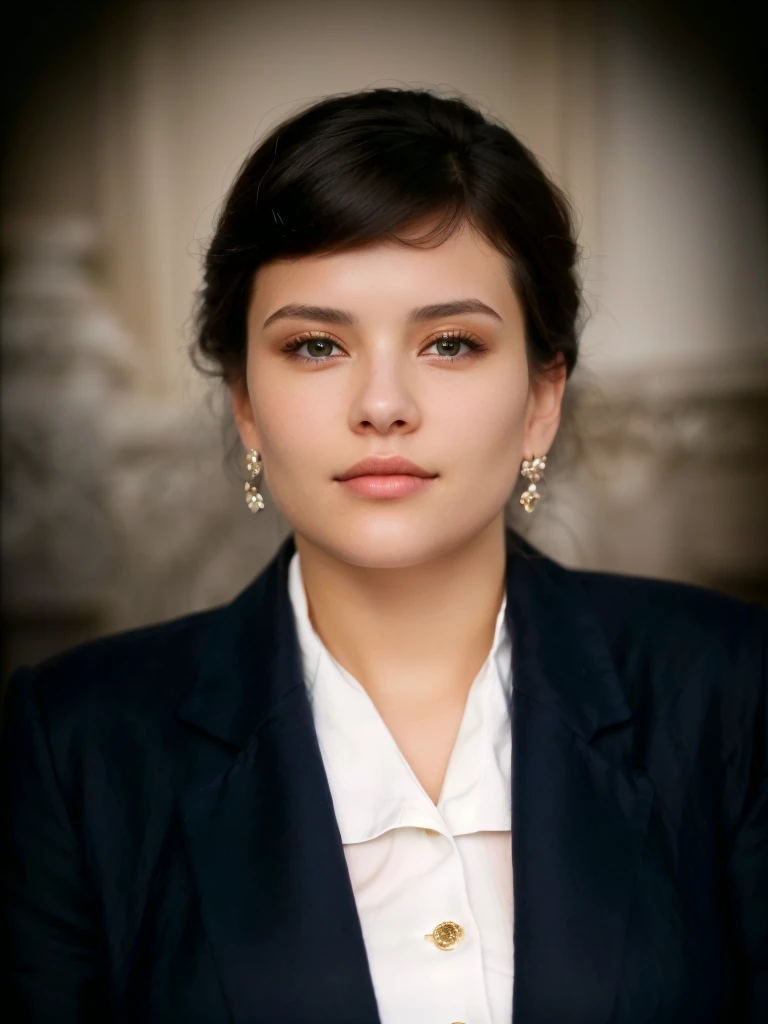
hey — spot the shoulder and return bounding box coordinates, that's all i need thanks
[1,604,225,759]
[573,565,765,634]
[511,530,767,668]
[556,566,768,843]
[569,565,767,731]
[572,566,767,658]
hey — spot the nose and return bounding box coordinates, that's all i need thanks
[347,353,422,435]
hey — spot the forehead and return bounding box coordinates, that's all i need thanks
[249,221,519,319]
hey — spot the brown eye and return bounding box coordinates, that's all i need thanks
[281,333,344,362]
[303,337,336,358]
[281,329,487,366]
[424,331,487,362]
[434,337,463,357]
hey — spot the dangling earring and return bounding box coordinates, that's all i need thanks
[244,449,265,513]
[519,454,547,513]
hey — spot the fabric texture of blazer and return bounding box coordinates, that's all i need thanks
[2,526,767,1024]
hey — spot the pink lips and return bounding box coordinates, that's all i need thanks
[334,455,437,499]
[338,475,435,498]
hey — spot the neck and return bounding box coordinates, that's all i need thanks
[294,516,507,709]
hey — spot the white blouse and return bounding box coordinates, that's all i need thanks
[287,550,514,1024]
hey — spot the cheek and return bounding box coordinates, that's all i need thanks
[435,368,528,454]
[249,373,332,465]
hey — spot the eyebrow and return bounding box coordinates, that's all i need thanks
[261,298,503,330]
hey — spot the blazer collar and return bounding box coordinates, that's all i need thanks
[175,526,652,1024]
[178,525,631,750]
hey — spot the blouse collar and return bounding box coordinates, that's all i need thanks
[287,549,512,841]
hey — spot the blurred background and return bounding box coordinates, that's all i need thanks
[2,0,767,676]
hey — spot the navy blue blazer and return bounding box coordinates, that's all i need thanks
[2,527,767,1023]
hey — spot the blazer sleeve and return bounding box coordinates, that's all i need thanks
[723,603,768,1023]
[0,664,111,1022]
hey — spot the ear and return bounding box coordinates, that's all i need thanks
[229,379,262,453]
[521,354,568,459]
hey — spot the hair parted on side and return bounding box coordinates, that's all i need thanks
[190,86,584,391]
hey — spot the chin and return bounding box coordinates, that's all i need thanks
[297,513,486,570]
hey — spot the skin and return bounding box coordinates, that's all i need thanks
[231,217,566,801]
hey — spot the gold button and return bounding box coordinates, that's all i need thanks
[424,827,440,836]
[424,920,464,950]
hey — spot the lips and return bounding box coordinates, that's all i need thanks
[338,474,434,498]
[335,456,436,481]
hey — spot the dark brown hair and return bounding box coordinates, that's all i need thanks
[190,86,583,391]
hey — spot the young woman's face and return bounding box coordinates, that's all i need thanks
[232,219,566,567]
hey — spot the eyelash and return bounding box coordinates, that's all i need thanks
[281,330,488,366]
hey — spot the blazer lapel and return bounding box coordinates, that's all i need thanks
[176,533,382,1024]
[176,527,654,1024]
[506,534,655,1023]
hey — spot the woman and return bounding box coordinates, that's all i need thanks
[1,87,766,1024]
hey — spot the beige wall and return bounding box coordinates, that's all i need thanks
[586,7,767,376]
[8,1,765,384]
[92,0,603,403]
[3,0,767,670]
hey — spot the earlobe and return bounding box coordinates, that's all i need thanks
[522,358,567,455]
[229,382,260,452]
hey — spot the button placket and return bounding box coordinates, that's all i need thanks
[419,829,494,1024]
